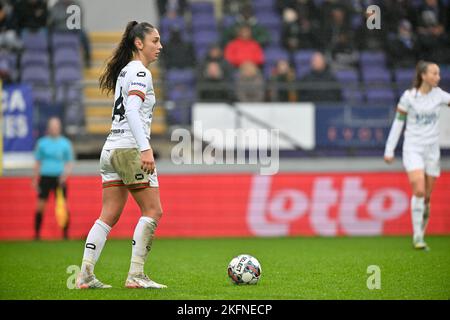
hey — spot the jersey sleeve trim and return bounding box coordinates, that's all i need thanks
[128,90,145,102]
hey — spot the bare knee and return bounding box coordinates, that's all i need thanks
[142,208,163,222]
[99,213,119,228]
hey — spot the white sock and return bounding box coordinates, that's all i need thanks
[129,216,158,275]
[81,219,111,275]
[411,196,425,241]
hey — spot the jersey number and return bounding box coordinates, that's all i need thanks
[112,88,125,121]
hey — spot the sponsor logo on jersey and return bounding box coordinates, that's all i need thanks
[131,82,147,88]
[137,71,146,77]
[135,173,144,180]
[415,112,437,125]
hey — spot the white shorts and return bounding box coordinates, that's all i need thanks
[100,148,159,189]
[402,143,440,177]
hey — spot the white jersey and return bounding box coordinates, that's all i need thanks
[398,87,450,147]
[103,60,156,150]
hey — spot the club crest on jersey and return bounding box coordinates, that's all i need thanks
[137,71,146,77]
[119,70,127,77]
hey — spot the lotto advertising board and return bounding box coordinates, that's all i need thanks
[0,172,449,239]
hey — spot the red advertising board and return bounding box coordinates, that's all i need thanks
[0,172,449,239]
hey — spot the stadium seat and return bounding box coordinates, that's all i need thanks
[293,50,315,66]
[190,1,214,15]
[221,15,236,29]
[56,84,82,104]
[53,48,81,67]
[360,51,387,67]
[191,14,217,31]
[264,46,289,65]
[254,12,281,29]
[252,0,275,11]
[51,32,80,49]
[335,69,359,83]
[166,69,196,87]
[192,30,219,48]
[21,65,51,85]
[21,30,48,51]
[361,67,392,83]
[20,51,50,68]
[32,86,54,105]
[366,88,396,105]
[394,68,415,92]
[54,65,82,83]
[342,88,364,104]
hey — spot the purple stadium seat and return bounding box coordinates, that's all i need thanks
[296,64,311,79]
[268,28,281,46]
[160,16,186,38]
[192,30,219,47]
[335,70,359,83]
[166,69,196,86]
[252,0,275,10]
[194,45,209,60]
[254,12,281,29]
[190,2,214,15]
[191,14,217,31]
[343,89,364,104]
[51,32,80,49]
[32,86,53,105]
[53,48,81,67]
[54,65,81,83]
[21,65,51,85]
[56,84,82,103]
[264,46,289,64]
[362,67,391,83]
[366,88,396,104]
[293,50,315,66]
[21,31,48,51]
[221,15,236,28]
[21,51,50,67]
[360,51,386,67]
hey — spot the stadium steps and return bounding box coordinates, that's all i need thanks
[83,31,167,139]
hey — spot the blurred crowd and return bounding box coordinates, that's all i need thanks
[160,0,450,105]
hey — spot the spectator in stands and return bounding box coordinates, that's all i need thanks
[0,1,22,50]
[297,52,342,103]
[322,7,353,51]
[157,0,187,16]
[223,0,252,16]
[386,19,419,68]
[236,61,265,102]
[281,8,320,52]
[48,0,92,68]
[15,0,48,32]
[330,32,359,70]
[276,0,320,23]
[416,0,450,63]
[269,59,296,102]
[197,43,233,81]
[163,27,195,69]
[224,24,264,68]
[382,0,418,33]
[32,117,74,240]
[221,4,270,47]
[198,61,231,102]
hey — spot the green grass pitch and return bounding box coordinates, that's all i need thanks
[1,236,449,300]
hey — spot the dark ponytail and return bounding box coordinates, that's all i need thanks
[412,60,433,90]
[99,21,155,95]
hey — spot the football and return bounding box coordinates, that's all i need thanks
[227,254,262,285]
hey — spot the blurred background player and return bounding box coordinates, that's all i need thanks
[76,21,165,289]
[32,117,74,240]
[384,60,450,250]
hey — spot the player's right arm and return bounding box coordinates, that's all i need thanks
[384,107,407,164]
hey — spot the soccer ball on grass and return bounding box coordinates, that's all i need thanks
[227,254,261,285]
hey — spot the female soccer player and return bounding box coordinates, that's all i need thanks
[76,21,165,289]
[384,61,450,250]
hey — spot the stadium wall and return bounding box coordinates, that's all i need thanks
[0,172,449,239]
